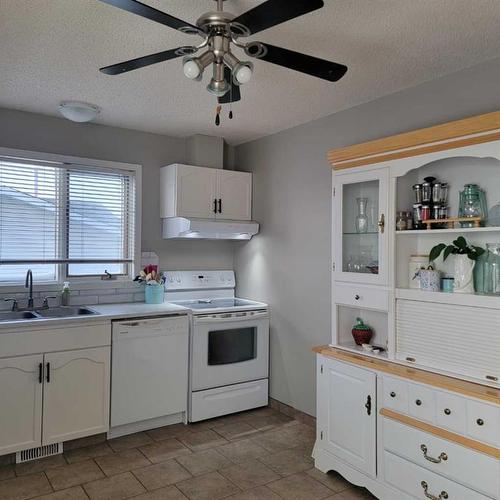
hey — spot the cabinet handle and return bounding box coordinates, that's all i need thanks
[390,391,396,398]
[354,294,360,300]
[365,395,372,415]
[46,362,50,383]
[477,418,484,426]
[378,213,385,234]
[420,444,448,463]
[38,363,43,384]
[213,199,218,214]
[218,198,222,213]
[444,408,451,415]
[415,399,422,406]
[421,481,448,499]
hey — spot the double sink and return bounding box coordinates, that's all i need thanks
[0,306,99,322]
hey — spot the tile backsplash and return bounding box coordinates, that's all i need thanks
[0,281,145,311]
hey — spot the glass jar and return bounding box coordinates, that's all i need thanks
[355,197,368,233]
[483,243,500,294]
[396,211,407,231]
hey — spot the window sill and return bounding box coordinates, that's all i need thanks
[0,278,136,294]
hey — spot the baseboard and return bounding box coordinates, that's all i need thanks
[107,412,185,439]
[269,397,316,427]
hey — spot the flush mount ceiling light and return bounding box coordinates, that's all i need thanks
[58,101,100,123]
[97,0,348,123]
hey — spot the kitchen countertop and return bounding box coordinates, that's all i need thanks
[0,301,190,331]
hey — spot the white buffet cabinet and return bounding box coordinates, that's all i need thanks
[0,320,111,456]
[315,112,500,499]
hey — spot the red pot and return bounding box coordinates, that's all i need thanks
[351,325,373,346]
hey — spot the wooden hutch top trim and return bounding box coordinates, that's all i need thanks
[328,110,500,170]
[313,346,500,405]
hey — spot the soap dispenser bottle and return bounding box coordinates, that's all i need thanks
[61,281,70,306]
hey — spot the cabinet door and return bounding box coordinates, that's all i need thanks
[176,165,218,219]
[317,357,376,476]
[0,355,43,455]
[333,167,389,285]
[42,347,110,445]
[217,170,252,220]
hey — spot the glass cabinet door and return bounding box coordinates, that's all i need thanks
[333,168,388,285]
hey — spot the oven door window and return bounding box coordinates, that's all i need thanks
[208,327,257,365]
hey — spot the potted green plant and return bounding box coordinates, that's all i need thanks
[429,236,485,293]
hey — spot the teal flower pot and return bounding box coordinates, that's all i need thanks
[145,284,164,304]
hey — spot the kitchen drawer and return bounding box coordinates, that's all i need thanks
[383,417,499,498]
[384,451,492,500]
[382,376,408,414]
[435,390,466,434]
[334,284,388,311]
[408,382,435,424]
[467,399,500,447]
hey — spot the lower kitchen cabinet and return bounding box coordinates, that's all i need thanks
[0,345,110,456]
[43,347,110,445]
[317,357,376,477]
[0,355,43,455]
[314,350,500,500]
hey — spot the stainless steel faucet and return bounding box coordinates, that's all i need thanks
[25,269,34,309]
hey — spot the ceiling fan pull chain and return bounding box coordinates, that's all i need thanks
[229,72,234,120]
[215,105,222,126]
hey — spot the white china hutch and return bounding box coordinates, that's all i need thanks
[314,111,500,500]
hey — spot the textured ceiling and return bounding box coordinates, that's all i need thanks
[2,0,500,144]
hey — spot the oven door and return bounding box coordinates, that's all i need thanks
[191,310,269,391]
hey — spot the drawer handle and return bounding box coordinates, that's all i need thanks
[421,481,448,500]
[415,399,422,406]
[420,445,448,464]
[477,418,484,426]
[390,391,396,398]
[354,294,360,300]
[444,408,451,415]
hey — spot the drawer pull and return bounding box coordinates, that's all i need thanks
[477,418,484,426]
[420,444,448,463]
[415,399,422,406]
[354,294,360,300]
[390,391,396,398]
[421,481,448,500]
[443,408,451,415]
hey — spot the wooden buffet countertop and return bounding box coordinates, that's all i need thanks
[313,346,500,405]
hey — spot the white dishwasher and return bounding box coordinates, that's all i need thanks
[110,314,189,437]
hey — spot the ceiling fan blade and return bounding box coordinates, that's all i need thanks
[232,0,324,35]
[246,43,347,82]
[98,0,201,34]
[218,67,241,104]
[100,47,195,75]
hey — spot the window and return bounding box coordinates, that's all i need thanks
[0,155,137,284]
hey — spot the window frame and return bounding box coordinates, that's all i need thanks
[0,147,142,289]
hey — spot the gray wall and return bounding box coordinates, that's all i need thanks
[0,107,234,271]
[234,57,500,416]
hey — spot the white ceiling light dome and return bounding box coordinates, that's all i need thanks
[58,101,100,123]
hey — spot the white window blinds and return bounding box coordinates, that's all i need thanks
[0,156,136,283]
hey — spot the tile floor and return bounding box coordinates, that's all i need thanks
[0,407,377,500]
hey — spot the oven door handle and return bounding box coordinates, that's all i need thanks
[194,312,269,324]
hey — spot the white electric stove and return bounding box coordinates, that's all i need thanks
[164,270,269,422]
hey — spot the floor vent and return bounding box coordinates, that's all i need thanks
[16,443,63,464]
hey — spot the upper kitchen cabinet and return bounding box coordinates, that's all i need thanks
[161,164,252,221]
[333,167,389,286]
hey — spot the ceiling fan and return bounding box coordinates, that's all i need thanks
[98,0,348,110]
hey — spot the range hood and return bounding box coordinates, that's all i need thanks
[162,218,259,240]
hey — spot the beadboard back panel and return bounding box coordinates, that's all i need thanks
[396,299,500,384]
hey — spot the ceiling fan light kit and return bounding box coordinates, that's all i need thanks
[98,0,348,121]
